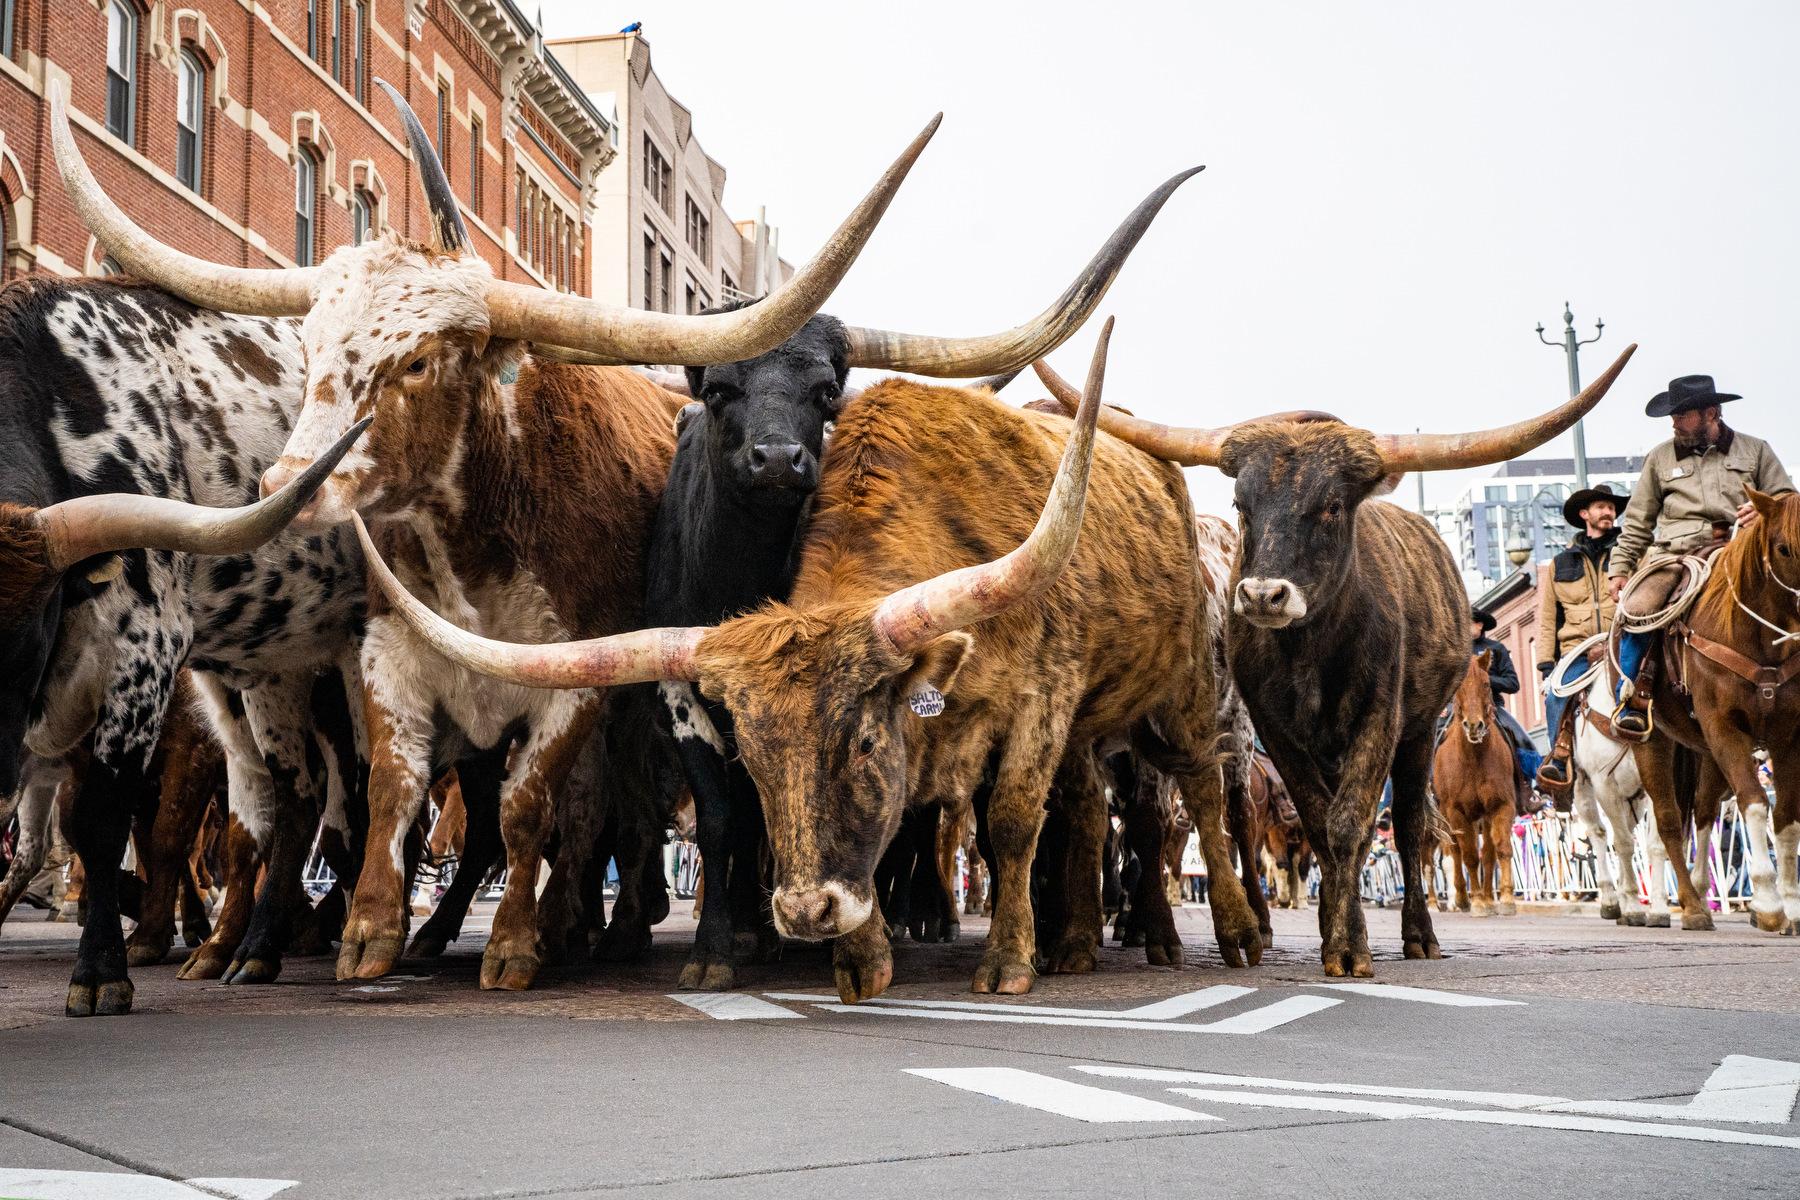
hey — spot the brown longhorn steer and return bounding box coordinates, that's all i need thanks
[1633,488,1800,933]
[1037,345,1636,975]
[357,325,1269,1000]
[1432,652,1518,916]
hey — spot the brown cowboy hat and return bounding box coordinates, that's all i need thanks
[1562,483,1628,529]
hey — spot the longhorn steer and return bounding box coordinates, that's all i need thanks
[0,274,364,1015]
[59,82,933,990]
[650,166,1203,990]
[1039,345,1636,975]
[358,323,1271,1001]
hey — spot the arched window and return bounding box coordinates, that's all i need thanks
[0,190,9,281]
[351,187,375,245]
[105,1,139,143]
[294,149,318,265]
[99,255,123,277]
[176,48,205,194]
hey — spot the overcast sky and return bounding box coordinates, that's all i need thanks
[541,1,1799,515]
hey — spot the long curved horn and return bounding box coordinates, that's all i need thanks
[478,116,942,363]
[376,79,468,252]
[35,419,370,571]
[842,167,1200,376]
[871,319,1112,655]
[1029,359,1330,431]
[1373,345,1636,471]
[49,82,320,315]
[1029,345,1636,472]
[351,514,704,688]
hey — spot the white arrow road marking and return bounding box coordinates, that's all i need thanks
[0,1169,296,1199]
[667,993,804,1020]
[906,1068,1215,1123]
[1306,982,1524,1007]
[802,995,1339,1035]
[1545,1056,1800,1125]
[760,985,1255,1020]
[1166,1088,1800,1150]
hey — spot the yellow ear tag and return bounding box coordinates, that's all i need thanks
[85,556,125,585]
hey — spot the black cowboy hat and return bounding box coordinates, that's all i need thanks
[1471,606,1497,633]
[1562,483,1628,529]
[1646,375,1740,418]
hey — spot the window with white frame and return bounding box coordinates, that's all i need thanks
[294,150,317,266]
[105,1,138,143]
[2,0,16,60]
[351,188,375,246]
[351,2,367,103]
[176,49,205,194]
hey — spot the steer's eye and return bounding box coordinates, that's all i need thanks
[858,734,876,756]
[406,359,428,376]
[1324,500,1343,519]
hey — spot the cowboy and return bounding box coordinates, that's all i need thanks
[1466,606,1545,815]
[1607,375,1795,737]
[1534,483,1626,792]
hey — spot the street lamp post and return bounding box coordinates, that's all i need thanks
[1536,302,1604,489]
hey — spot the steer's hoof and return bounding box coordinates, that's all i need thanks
[182,920,209,949]
[1044,938,1097,975]
[1599,902,1622,921]
[335,934,403,982]
[1680,910,1715,932]
[1214,919,1263,969]
[408,929,452,959]
[677,957,736,992]
[480,946,540,991]
[1322,946,1375,978]
[1404,936,1442,961]
[66,978,133,1018]
[1144,936,1184,968]
[125,938,172,968]
[1753,907,1788,933]
[972,956,1035,995]
[593,920,652,964]
[833,945,893,1004]
[223,955,281,985]
[177,945,232,981]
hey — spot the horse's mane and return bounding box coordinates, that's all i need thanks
[1691,495,1800,643]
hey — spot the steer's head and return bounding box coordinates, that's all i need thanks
[1221,421,1389,629]
[684,314,849,504]
[345,326,1116,945]
[696,604,972,936]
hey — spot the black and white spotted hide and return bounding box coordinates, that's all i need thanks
[0,279,367,1015]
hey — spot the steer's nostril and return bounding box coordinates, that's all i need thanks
[791,447,808,470]
[1266,583,1288,606]
[749,447,769,472]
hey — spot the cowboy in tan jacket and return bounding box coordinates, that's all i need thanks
[1606,375,1794,737]
[1534,484,1625,791]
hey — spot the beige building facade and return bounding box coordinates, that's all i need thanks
[547,29,791,313]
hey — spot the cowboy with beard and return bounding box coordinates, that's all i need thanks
[1534,483,1626,794]
[1606,376,1794,738]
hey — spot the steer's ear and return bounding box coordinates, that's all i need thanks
[896,631,973,714]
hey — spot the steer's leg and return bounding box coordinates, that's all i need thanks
[410,751,506,957]
[0,762,62,935]
[674,736,739,990]
[482,694,598,990]
[179,679,277,980]
[225,676,325,984]
[64,756,150,1017]
[337,678,435,981]
[1044,752,1107,973]
[974,696,1074,995]
[1388,734,1441,959]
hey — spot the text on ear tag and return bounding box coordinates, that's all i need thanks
[85,556,125,585]
[908,686,945,718]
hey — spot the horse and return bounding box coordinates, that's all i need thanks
[1432,652,1519,916]
[1249,751,1311,910]
[1630,488,1800,933]
[1559,648,1674,926]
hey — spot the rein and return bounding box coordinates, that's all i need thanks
[1669,532,1800,716]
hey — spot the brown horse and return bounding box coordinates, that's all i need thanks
[1634,488,1800,934]
[1432,653,1518,915]
[1248,751,1311,910]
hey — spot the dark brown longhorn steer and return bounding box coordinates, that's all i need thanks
[1039,345,1636,975]
[355,322,1269,1001]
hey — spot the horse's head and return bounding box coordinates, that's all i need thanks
[1747,488,1800,614]
[1454,650,1496,744]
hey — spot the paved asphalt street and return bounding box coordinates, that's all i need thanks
[2,902,1798,1200]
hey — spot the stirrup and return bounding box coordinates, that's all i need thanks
[1536,759,1572,793]
[1610,699,1654,743]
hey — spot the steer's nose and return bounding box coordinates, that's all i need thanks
[748,442,816,490]
[773,887,839,939]
[1235,577,1307,627]
[259,460,299,500]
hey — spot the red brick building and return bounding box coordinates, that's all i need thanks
[0,0,613,290]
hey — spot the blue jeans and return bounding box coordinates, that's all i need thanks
[1616,630,1650,703]
[1543,656,1591,741]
